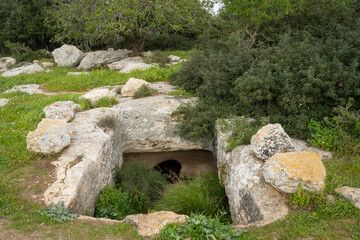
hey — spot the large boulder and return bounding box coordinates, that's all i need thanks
[80,87,118,104]
[262,151,326,193]
[77,49,131,70]
[52,45,84,67]
[336,186,360,209]
[121,78,149,97]
[251,124,295,160]
[122,211,187,237]
[27,118,71,154]
[107,57,144,71]
[0,57,16,72]
[0,98,9,107]
[43,101,82,122]
[4,84,45,95]
[1,63,44,77]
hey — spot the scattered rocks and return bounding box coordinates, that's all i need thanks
[0,57,16,72]
[121,78,149,97]
[4,84,44,95]
[77,49,131,70]
[80,87,117,104]
[119,62,153,73]
[262,151,326,193]
[107,57,144,71]
[27,118,71,154]
[52,44,84,67]
[168,55,181,62]
[43,101,81,122]
[336,186,360,209]
[0,98,9,107]
[1,63,44,77]
[251,124,295,160]
[121,211,187,237]
[67,72,89,76]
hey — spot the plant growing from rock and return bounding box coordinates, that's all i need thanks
[40,201,79,223]
[92,97,118,108]
[98,115,116,129]
[133,85,158,99]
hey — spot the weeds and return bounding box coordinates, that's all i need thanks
[40,201,79,223]
[133,85,158,99]
[97,115,116,129]
[92,97,118,108]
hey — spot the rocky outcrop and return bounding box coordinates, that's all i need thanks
[4,84,44,95]
[77,49,131,70]
[262,151,326,193]
[0,98,9,107]
[121,78,149,97]
[52,45,84,67]
[27,118,71,154]
[0,57,16,72]
[80,87,118,105]
[107,57,144,71]
[1,63,44,77]
[43,101,81,122]
[251,124,295,160]
[336,186,360,209]
[122,211,187,237]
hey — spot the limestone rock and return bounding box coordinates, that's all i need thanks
[336,186,360,209]
[52,44,84,67]
[142,51,153,57]
[0,57,16,72]
[80,87,117,104]
[262,151,326,193]
[121,78,149,97]
[0,98,9,107]
[251,124,295,160]
[291,138,333,160]
[67,72,89,76]
[77,49,131,70]
[1,63,44,77]
[119,62,153,73]
[107,57,143,71]
[168,55,181,62]
[43,101,82,122]
[122,211,187,237]
[27,118,71,154]
[4,84,44,95]
[41,62,55,68]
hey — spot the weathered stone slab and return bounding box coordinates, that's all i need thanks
[119,62,153,73]
[0,98,9,107]
[0,57,16,72]
[67,72,89,76]
[4,84,44,95]
[78,49,131,70]
[1,63,44,77]
[43,101,81,122]
[107,57,143,71]
[336,186,360,209]
[80,87,118,104]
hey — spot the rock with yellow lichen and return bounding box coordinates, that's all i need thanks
[27,118,71,154]
[251,123,295,160]
[262,151,326,193]
[121,211,187,237]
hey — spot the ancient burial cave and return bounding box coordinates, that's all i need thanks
[123,150,218,181]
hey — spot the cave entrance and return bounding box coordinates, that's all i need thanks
[123,150,217,179]
[154,160,182,183]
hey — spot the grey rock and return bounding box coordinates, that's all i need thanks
[4,84,44,95]
[78,49,131,70]
[67,72,89,76]
[0,57,16,72]
[80,87,118,104]
[107,57,143,71]
[292,138,333,160]
[336,186,360,209]
[43,101,82,122]
[1,63,44,77]
[168,55,181,62]
[41,62,55,68]
[121,78,149,97]
[52,44,84,67]
[119,62,153,73]
[0,98,9,107]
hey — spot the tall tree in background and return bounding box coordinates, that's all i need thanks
[50,0,211,55]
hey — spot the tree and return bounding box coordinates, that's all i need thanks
[50,0,211,55]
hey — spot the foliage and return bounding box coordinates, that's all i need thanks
[115,162,167,203]
[40,201,79,223]
[308,99,360,155]
[94,185,149,220]
[49,0,210,55]
[4,41,52,62]
[148,51,170,67]
[133,85,159,99]
[168,88,193,97]
[158,214,245,240]
[154,175,230,222]
[92,97,118,108]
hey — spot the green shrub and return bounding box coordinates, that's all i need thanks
[115,162,167,202]
[154,175,230,222]
[158,214,245,240]
[167,88,193,97]
[4,41,51,62]
[94,185,149,220]
[40,201,79,223]
[92,97,118,108]
[149,51,170,67]
[308,99,360,155]
[133,85,158,99]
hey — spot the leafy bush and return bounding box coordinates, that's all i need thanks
[158,214,245,240]
[115,162,167,202]
[308,99,360,155]
[149,51,170,67]
[154,175,230,222]
[4,41,51,62]
[133,85,158,99]
[40,201,79,223]
[92,97,118,108]
[94,185,149,220]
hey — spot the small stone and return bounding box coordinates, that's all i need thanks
[67,72,89,76]
[41,62,55,68]
[262,151,326,193]
[335,186,360,209]
[251,123,295,160]
[45,69,53,73]
[43,101,81,122]
[80,87,117,104]
[168,55,181,62]
[119,62,153,73]
[121,78,149,97]
[326,194,335,205]
[4,84,44,95]
[0,98,9,107]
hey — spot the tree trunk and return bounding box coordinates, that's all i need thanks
[127,36,145,57]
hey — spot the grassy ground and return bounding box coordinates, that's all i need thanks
[0,51,359,239]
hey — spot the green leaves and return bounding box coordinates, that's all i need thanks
[40,202,79,223]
